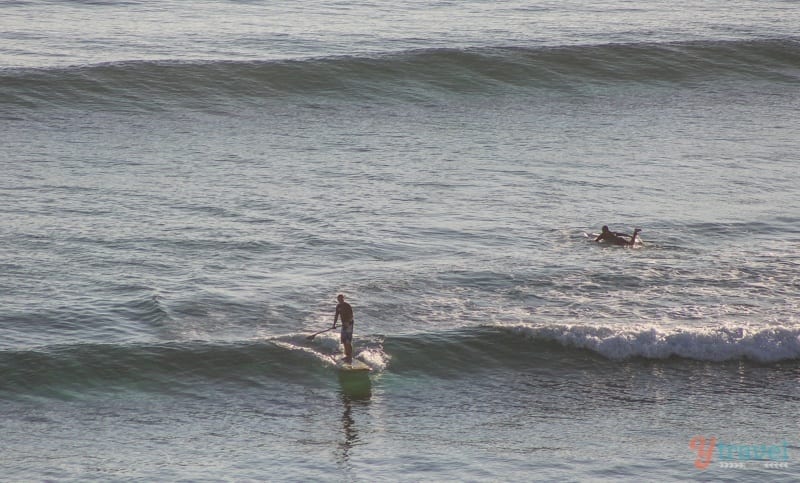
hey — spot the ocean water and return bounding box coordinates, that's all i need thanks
[2,0,800,480]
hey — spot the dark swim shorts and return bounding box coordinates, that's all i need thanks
[340,326,353,343]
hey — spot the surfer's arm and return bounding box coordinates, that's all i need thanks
[628,228,642,246]
[332,307,339,328]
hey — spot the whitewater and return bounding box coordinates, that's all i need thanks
[2,0,799,481]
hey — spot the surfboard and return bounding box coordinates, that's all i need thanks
[336,358,371,372]
[586,232,644,247]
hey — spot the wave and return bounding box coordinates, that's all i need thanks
[2,38,798,111]
[0,339,336,399]
[380,325,800,378]
[2,323,797,398]
[494,323,800,363]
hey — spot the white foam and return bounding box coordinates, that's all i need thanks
[270,332,341,365]
[269,332,390,370]
[500,323,800,362]
[356,346,390,371]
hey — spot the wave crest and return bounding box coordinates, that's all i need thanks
[3,38,798,110]
[501,323,800,363]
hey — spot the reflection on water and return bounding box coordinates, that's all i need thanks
[337,372,371,466]
[338,371,372,402]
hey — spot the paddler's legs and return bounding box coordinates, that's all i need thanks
[341,329,353,363]
[344,341,353,363]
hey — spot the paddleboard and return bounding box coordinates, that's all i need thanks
[336,358,371,372]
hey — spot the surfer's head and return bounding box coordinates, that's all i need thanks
[601,225,610,233]
[337,294,345,302]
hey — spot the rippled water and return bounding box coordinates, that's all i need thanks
[2,0,799,480]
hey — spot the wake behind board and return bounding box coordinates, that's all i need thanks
[336,358,371,372]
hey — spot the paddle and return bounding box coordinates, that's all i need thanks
[306,326,335,340]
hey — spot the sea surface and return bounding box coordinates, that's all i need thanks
[2,1,799,481]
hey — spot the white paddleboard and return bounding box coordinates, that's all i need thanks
[336,358,371,372]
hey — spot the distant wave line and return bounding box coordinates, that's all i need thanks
[2,38,798,110]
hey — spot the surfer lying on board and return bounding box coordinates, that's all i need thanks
[333,294,354,363]
[594,226,642,246]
